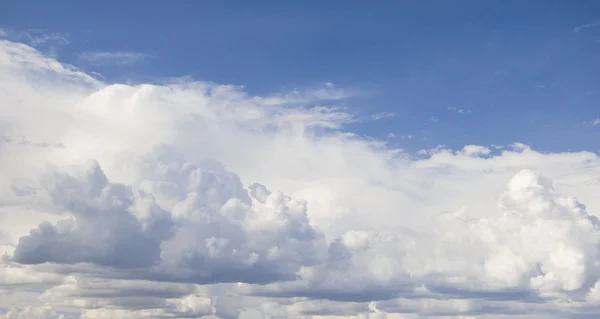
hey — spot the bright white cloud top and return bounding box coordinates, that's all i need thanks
[2,39,600,319]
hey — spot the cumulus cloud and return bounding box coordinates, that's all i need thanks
[3,39,600,318]
[241,169,600,307]
[1,304,63,319]
[11,150,325,285]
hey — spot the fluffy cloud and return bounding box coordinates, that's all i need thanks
[2,39,600,318]
[1,305,63,319]
[11,150,325,285]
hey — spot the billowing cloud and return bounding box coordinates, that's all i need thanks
[11,150,325,285]
[1,304,63,319]
[2,39,600,318]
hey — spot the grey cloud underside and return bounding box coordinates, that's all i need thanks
[11,149,600,314]
[11,148,325,286]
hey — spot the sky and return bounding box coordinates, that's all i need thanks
[1,1,600,319]
[1,0,599,152]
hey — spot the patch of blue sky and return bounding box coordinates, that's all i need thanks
[2,0,599,153]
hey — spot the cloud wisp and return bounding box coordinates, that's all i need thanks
[2,39,600,319]
[573,20,600,33]
[77,51,151,66]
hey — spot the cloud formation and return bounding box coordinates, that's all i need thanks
[2,39,600,318]
[77,51,150,66]
[573,20,600,33]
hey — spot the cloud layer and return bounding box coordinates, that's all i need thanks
[2,39,600,318]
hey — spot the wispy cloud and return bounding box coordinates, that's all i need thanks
[573,20,600,33]
[447,107,471,114]
[20,29,69,46]
[371,112,396,120]
[0,28,69,46]
[387,132,414,140]
[78,51,151,66]
[593,119,600,126]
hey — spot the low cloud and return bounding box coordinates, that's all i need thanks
[2,39,600,318]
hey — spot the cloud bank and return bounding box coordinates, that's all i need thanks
[2,39,600,318]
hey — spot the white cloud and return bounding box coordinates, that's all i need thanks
[1,304,63,319]
[371,112,396,120]
[77,51,150,66]
[16,29,70,48]
[447,107,471,114]
[573,20,600,33]
[461,144,491,156]
[593,119,600,126]
[3,40,600,318]
[401,133,413,140]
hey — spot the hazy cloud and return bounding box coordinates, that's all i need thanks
[77,51,151,66]
[573,20,600,33]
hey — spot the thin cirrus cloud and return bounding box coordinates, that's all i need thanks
[77,51,151,66]
[2,39,600,319]
[573,20,600,33]
[20,30,69,47]
[0,27,69,50]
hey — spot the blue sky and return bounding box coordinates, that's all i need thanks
[2,0,599,152]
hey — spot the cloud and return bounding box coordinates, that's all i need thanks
[242,169,600,304]
[371,112,396,120]
[11,151,325,285]
[461,144,491,156]
[1,304,63,319]
[3,39,600,318]
[447,107,471,114]
[5,29,71,56]
[573,20,600,33]
[23,32,69,47]
[593,119,600,126]
[77,51,151,66]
